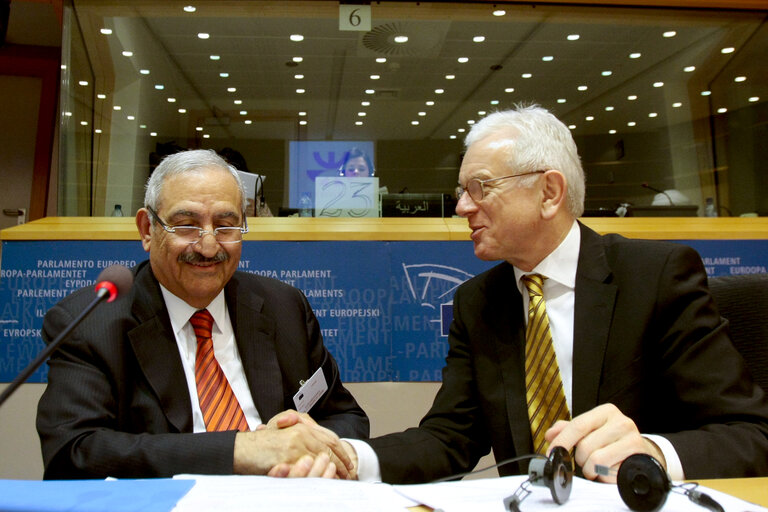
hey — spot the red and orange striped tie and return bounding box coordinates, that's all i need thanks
[190,309,248,432]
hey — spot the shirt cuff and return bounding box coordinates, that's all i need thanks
[344,438,382,482]
[644,434,684,481]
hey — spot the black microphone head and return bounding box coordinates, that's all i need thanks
[94,265,134,302]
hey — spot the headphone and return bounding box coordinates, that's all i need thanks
[616,454,724,512]
[504,446,573,512]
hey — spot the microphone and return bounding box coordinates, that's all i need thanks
[0,265,133,409]
[641,182,675,206]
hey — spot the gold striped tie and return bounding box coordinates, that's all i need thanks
[522,274,571,454]
[191,309,249,432]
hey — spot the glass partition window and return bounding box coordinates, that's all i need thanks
[60,1,767,218]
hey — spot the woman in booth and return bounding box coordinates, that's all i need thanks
[338,147,375,177]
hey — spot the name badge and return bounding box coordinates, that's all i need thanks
[293,367,328,413]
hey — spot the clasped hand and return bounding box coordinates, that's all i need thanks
[545,403,666,483]
[233,410,355,479]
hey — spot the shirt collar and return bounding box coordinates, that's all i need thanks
[159,285,227,334]
[515,219,580,290]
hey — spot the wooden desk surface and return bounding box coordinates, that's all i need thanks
[694,477,768,508]
[2,216,768,241]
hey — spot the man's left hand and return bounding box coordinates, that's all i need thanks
[545,403,666,483]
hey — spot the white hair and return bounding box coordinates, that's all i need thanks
[465,104,585,218]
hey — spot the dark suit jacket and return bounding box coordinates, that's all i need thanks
[368,222,768,483]
[37,260,368,479]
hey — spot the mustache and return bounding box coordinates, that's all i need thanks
[178,251,230,264]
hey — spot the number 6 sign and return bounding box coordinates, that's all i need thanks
[339,4,371,32]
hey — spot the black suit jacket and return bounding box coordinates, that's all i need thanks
[37,260,368,479]
[368,222,768,483]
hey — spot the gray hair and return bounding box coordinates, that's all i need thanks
[464,105,585,218]
[144,149,247,220]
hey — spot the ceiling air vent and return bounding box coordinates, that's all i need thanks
[361,21,445,57]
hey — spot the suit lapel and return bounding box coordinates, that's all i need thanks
[484,264,534,457]
[128,263,193,432]
[572,223,617,415]
[226,274,284,423]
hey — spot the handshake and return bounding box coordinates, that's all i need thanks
[233,410,358,480]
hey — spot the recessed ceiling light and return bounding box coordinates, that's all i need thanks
[426,101,435,106]
[457,57,469,63]
[578,85,588,91]
[567,34,580,41]
[97,94,106,99]
[749,96,760,102]
[473,36,485,43]
[210,55,220,60]
[557,98,567,104]
[457,128,466,133]
[167,97,176,103]
[296,88,305,94]
[542,56,554,62]
[178,108,186,113]
[197,33,210,40]
[418,112,426,116]
[63,111,72,116]
[493,9,506,16]
[361,101,371,106]
[394,35,408,44]
[358,112,366,117]
[183,5,196,13]
[568,125,576,130]
[663,31,676,38]
[122,51,133,57]
[605,106,614,111]
[734,76,747,82]
[245,120,252,125]
[721,47,735,54]
[80,120,88,126]
[504,87,514,93]
[295,74,304,79]
[602,70,612,76]
[154,84,164,90]
[151,132,158,137]
[629,52,642,59]
[673,102,682,107]
[628,121,636,126]
[370,74,380,80]
[648,112,658,117]
[609,129,617,134]
[203,134,210,138]
[490,100,499,105]
[78,80,88,86]
[292,57,303,63]
[701,90,712,96]
[196,126,203,131]
[435,88,445,94]
[290,34,304,42]
[95,129,102,134]
[684,66,696,72]
[236,110,245,115]
[100,28,112,35]
[653,82,664,87]
[450,135,457,139]
[411,121,419,125]
[478,111,486,115]
[467,120,475,125]
[586,116,594,121]
[627,95,637,100]
[140,69,150,75]
[219,72,229,78]
[299,120,307,126]
[376,57,386,63]
[234,100,242,105]
[522,73,532,79]
[445,74,455,80]
[127,115,135,121]
[227,87,236,92]
[365,89,375,94]
[356,121,363,126]
[717,107,728,113]
[141,125,147,129]
[299,111,307,116]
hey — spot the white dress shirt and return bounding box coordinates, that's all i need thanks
[354,220,683,481]
[160,285,262,432]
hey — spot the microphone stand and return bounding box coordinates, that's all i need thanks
[0,287,110,409]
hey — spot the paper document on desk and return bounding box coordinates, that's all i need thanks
[393,475,768,512]
[171,474,417,512]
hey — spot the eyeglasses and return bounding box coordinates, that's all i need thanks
[456,170,546,202]
[146,205,248,244]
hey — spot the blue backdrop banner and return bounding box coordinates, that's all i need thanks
[1,238,766,383]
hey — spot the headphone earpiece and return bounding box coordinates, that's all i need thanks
[504,447,574,511]
[617,453,670,512]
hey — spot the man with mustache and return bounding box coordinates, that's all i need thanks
[37,149,368,479]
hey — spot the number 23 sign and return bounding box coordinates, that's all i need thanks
[315,177,380,218]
